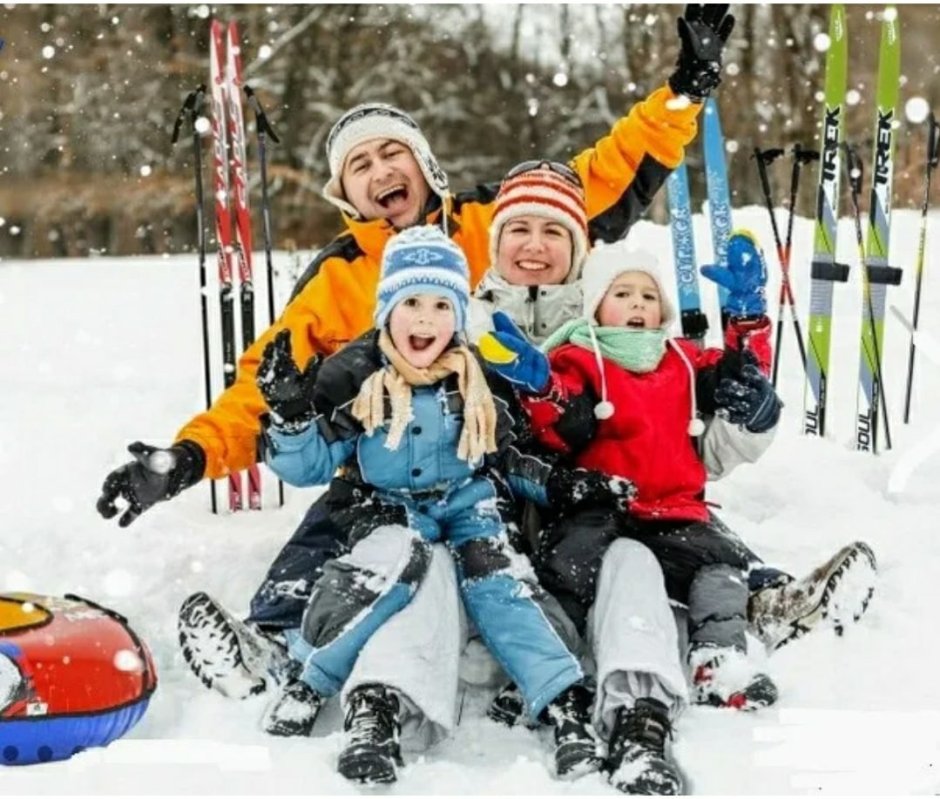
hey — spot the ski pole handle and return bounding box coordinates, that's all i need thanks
[843,142,864,200]
[171,84,207,145]
[928,112,940,172]
[244,85,281,144]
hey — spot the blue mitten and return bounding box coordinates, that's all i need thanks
[478,311,549,394]
[700,230,768,318]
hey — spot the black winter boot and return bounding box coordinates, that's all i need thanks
[337,684,404,785]
[606,697,682,795]
[543,682,602,780]
[261,678,324,737]
[487,682,527,728]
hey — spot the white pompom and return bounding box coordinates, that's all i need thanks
[688,417,706,436]
[594,400,615,420]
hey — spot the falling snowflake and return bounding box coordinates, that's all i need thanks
[905,97,930,124]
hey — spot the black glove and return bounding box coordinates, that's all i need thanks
[668,4,735,102]
[546,466,638,515]
[714,360,783,433]
[96,440,205,527]
[257,329,322,432]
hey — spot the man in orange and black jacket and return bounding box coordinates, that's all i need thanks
[97,5,733,631]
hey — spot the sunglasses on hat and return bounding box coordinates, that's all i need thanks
[504,159,583,189]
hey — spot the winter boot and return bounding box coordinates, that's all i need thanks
[487,682,527,728]
[261,678,324,737]
[605,697,682,795]
[749,541,877,651]
[689,644,778,710]
[543,682,602,780]
[177,591,289,699]
[337,684,404,785]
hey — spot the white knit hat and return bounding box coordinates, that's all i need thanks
[489,164,589,283]
[579,240,701,433]
[580,241,676,328]
[322,103,449,219]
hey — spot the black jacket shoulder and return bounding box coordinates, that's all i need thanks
[313,329,382,418]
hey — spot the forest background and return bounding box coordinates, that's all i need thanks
[0,4,936,259]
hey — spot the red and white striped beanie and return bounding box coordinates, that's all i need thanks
[488,166,589,284]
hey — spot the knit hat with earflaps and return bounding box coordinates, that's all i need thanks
[489,164,589,283]
[374,225,471,331]
[322,103,449,219]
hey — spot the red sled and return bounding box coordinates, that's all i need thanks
[0,592,157,765]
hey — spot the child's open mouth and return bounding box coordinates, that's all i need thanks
[626,318,646,328]
[409,334,436,351]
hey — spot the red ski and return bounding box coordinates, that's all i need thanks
[209,19,244,511]
[225,20,262,510]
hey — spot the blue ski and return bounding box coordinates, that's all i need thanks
[666,161,709,346]
[703,97,733,328]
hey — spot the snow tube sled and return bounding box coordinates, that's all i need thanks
[0,592,157,765]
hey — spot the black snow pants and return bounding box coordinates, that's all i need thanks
[537,507,764,652]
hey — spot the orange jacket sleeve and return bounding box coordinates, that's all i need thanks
[174,252,380,478]
[571,85,702,240]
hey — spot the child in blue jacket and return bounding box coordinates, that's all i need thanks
[258,225,609,785]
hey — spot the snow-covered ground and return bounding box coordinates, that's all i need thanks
[1,206,939,794]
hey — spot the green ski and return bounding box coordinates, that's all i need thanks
[855,8,902,453]
[803,4,849,438]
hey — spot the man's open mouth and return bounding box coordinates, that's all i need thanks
[376,184,409,208]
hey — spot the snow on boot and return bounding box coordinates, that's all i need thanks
[544,682,602,779]
[749,541,877,651]
[487,682,527,728]
[606,697,682,796]
[689,644,778,710]
[337,684,404,786]
[177,591,288,699]
[261,678,324,737]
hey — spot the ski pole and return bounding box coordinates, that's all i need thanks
[844,143,892,451]
[780,143,818,372]
[902,112,940,423]
[172,85,218,514]
[752,148,787,383]
[245,84,285,508]
[784,143,821,270]
[753,147,808,384]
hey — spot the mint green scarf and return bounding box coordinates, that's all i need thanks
[541,318,667,374]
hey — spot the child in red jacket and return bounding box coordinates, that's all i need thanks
[488,232,784,711]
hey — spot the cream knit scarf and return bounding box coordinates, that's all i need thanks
[351,330,498,464]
